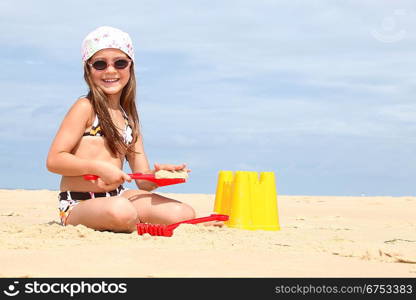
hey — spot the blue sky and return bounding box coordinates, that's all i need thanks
[1,0,415,196]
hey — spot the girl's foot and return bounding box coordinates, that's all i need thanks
[202,220,224,227]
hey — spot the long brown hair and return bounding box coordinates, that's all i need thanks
[83,62,140,157]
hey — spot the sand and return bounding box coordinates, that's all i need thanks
[155,169,189,179]
[0,189,415,278]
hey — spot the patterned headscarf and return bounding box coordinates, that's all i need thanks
[81,26,134,62]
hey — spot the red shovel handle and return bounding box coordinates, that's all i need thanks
[167,214,229,230]
[83,174,99,180]
[83,173,186,187]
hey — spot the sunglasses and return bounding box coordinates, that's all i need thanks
[88,59,131,71]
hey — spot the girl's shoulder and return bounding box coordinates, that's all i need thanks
[73,97,93,111]
[70,97,94,115]
[65,97,95,125]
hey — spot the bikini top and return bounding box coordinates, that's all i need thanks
[82,108,133,145]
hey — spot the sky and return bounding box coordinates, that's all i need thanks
[0,0,415,196]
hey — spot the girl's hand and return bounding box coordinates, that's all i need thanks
[91,160,131,190]
[95,178,125,191]
[153,163,191,173]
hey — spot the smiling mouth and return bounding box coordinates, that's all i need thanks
[102,79,119,83]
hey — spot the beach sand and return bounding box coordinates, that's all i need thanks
[0,189,415,278]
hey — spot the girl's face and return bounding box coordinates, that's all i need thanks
[88,48,131,96]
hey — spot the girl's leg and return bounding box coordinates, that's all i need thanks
[65,190,196,232]
[121,189,196,225]
[66,196,138,233]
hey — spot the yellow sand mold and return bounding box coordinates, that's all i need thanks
[214,170,280,231]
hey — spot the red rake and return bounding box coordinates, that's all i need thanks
[136,214,229,237]
[83,173,186,187]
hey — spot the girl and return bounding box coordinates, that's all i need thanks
[46,26,196,233]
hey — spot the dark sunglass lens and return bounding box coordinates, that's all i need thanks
[92,60,107,70]
[114,59,129,69]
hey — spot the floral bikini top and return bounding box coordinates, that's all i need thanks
[83,108,133,145]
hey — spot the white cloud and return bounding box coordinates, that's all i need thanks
[24,60,44,65]
[378,104,416,123]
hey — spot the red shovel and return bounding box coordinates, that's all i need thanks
[83,173,186,187]
[136,214,229,237]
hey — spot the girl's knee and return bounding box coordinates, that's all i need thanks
[170,203,195,223]
[105,197,138,232]
[183,203,196,220]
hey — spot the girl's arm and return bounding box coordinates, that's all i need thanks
[46,98,130,186]
[126,133,191,192]
[126,133,158,191]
